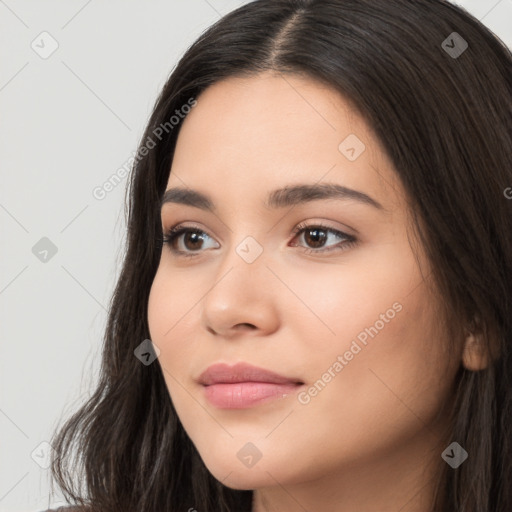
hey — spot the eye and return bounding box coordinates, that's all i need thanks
[160,221,357,258]
[290,221,357,255]
[161,224,219,258]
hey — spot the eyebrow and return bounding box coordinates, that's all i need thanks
[160,183,385,212]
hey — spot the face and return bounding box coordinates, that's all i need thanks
[147,72,460,491]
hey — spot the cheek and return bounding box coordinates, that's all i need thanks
[147,270,171,345]
[288,246,452,419]
[298,275,452,435]
[277,244,415,357]
[147,271,198,417]
[147,267,196,365]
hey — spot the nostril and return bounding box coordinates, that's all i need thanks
[236,323,256,329]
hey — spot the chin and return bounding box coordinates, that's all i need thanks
[212,468,274,490]
[199,454,280,490]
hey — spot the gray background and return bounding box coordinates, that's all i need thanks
[0,1,510,511]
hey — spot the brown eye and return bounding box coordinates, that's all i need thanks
[162,225,219,258]
[161,222,358,258]
[302,227,328,249]
[290,222,357,255]
[181,231,206,251]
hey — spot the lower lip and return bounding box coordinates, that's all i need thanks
[203,382,301,409]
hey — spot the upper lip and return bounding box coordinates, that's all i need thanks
[198,362,304,386]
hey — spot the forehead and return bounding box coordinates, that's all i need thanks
[166,72,401,214]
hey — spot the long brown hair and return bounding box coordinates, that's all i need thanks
[49,1,512,510]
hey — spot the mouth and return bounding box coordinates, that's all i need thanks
[198,362,305,409]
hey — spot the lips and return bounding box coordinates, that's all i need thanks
[198,362,304,386]
[198,362,304,409]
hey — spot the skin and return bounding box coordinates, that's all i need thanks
[147,72,487,512]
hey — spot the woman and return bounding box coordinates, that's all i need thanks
[45,0,512,510]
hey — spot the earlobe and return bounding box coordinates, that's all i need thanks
[461,331,489,371]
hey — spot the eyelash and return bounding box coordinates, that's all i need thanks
[160,221,357,259]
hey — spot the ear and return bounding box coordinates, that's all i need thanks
[461,322,489,371]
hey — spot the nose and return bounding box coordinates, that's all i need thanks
[200,238,280,339]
